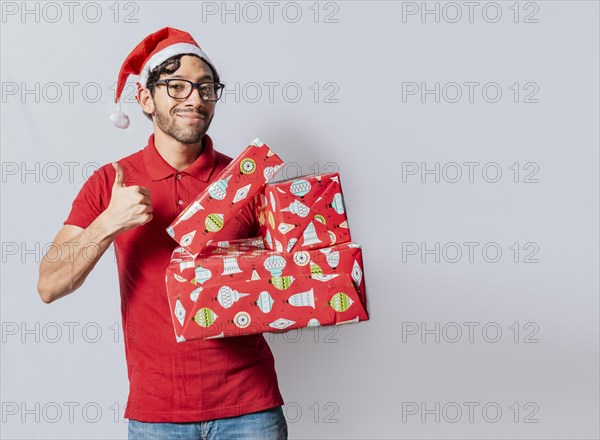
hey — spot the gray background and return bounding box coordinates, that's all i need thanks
[1,1,598,439]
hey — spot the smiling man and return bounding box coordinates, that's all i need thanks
[37,27,287,440]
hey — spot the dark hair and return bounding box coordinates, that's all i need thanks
[142,53,220,120]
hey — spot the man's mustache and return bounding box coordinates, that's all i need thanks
[174,109,209,118]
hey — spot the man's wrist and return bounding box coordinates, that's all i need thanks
[93,211,121,242]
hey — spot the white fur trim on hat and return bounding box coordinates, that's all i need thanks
[139,43,213,86]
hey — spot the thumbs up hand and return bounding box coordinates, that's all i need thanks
[103,161,153,235]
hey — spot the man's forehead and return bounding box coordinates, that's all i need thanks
[166,73,214,81]
[160,56,214,80]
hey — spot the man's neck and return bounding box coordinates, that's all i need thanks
[153,130,204,172]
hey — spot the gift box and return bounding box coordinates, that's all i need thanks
[165,237,369,341]
[256,172,351,253]
[166,138,283,255]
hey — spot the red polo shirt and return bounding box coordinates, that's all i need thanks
[63,133,284,422]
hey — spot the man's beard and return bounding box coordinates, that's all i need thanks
[154,107,213,144]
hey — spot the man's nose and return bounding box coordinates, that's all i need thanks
[184,86,205,107]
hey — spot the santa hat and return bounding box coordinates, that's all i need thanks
[110,27,215,129]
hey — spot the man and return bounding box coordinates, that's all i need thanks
[37,27,288,440]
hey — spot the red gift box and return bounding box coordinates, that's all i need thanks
[256,173,351,253]
[165,237,368,341]
[166,138,283,255]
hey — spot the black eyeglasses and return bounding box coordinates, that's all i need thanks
[153,79,225,101]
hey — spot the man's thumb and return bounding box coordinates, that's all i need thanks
[112,162,125,188]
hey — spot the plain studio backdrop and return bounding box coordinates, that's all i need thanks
[1,2,598,439]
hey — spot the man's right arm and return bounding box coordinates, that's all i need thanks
[37,214,121,303]
[37,161,153,304]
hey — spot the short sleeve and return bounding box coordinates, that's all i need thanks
[63,165,112,230]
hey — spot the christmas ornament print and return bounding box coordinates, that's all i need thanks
[330,193,345,214]
[190,287,202,302]
[222,257,243,276]
[181,230,196,247]
[263,255,286,276]
[269,318,295,330]
[205,213,224,232]
[240,158,256,174]
[281,200,310,218]
[173,273,187,282]
[163,138,369,342]
[258,172,352,253]
[217,286,250,308]
[175,299,186,326]
[352,260,363,287]
[233,311,251,328]
[232,184,251,204]
[289,179,311,197]
[287,289,316,308]
[182,201,204,220]
[256,291,275,313]
[208,175,232,200]
[167,138,284,255]
[270,275,295,290]
[329,292,354,312]
[302,221,322,246]
[193,266,212,284]
[193,307,218,327]
[293,251,310,266]
[165,231,369,341]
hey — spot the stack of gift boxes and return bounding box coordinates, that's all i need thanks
[165,138,369,342]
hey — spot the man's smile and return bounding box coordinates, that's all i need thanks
[175,112,206,122]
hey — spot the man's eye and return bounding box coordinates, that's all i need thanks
[199,85,212,94]
[169,83,184,90]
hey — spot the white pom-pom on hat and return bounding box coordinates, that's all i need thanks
[110,102,130,129]
[111,27,215,129]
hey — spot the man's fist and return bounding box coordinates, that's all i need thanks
[103,161,153,234]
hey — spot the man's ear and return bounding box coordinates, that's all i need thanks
[138,88,155,115]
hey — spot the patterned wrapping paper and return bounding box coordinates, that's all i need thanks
[256,172,351,253]
[165,237,369,341]
[166,138,284,255]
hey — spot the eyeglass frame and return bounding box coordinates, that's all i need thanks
[152,78,226,102]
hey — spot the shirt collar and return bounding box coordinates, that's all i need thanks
[143,133,217,182]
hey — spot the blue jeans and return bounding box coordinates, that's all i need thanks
[127,406,288,440]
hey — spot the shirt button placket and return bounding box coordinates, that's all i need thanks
[176,173,184,209]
